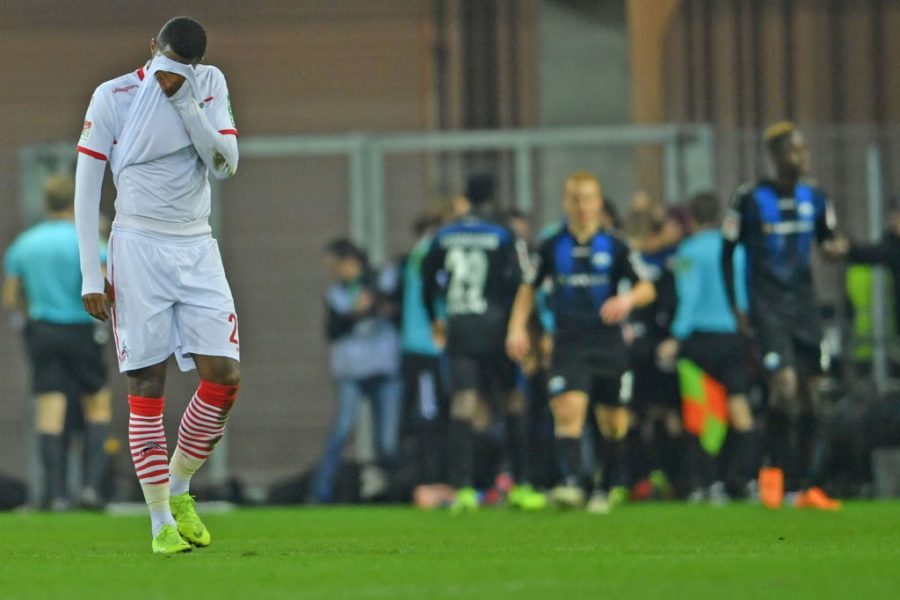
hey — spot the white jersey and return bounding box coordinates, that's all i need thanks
[77,63,238,236]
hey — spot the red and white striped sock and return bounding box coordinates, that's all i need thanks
[128,395,175,536]
[169,380,239,496]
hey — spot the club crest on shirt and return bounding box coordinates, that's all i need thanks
[80,121,92,143]
[592,252,612,268]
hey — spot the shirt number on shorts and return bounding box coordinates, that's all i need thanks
[228,313,239,345]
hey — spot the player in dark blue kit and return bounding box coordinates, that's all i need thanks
[507,172,655,511]
[421,175,544,512]
[722,122,847,510]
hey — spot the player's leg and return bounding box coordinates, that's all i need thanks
[594,386,631,510]
[80,387,112,508]
[71,322,112,509]
[549,390,589,508]
[35,391,67,509]
[126,361,189,553]
[26,323,70,510]
[444,355,483,511]
[792,346,841,510]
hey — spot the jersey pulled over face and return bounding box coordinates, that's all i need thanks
[77,61,238,234]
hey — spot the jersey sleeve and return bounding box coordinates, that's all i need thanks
[611,236,649,287]
[722,186,754,244]
[527,238,555,287]
[813,188,836,243]
[76,88,116,161]
[205,68,238,136]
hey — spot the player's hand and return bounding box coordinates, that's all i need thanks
[600,295,634,324]
[656,338,679,370]
[155,71,186,97]
[822,235,850,260]
[432,320,447,350]
[506,325,531,363]
[82,279,115,322]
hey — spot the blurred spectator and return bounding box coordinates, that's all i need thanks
[2,174,112,510]
[310,239,401,503]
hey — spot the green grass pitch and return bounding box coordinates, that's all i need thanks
[1,502,898,599]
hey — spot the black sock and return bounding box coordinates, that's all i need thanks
[555,436,582,486]
[687,436,713,491]
[84,423,109,494]
[506,413,530,485]
[602,437,629,490]
[766,410,792,471]
[731,430,759,489]
[448,418,474,488]
[805,414,832,488]
[39,434,66,503]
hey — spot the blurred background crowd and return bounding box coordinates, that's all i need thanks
[2,0,900,509]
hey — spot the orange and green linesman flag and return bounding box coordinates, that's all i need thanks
[677,358,728,455]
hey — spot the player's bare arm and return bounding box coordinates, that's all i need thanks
[506,283,536,362]
[600,280,655,324]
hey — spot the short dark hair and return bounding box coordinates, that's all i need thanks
[688,192,721,227]
[324,238,367,265]
[158,16,207,61]
[44,175,75,213]
[466,173,495,206]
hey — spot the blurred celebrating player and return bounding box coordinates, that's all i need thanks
[722,122,847,510]
[507,172,655,512]
[75,16,241,552]
[422,174,543,512]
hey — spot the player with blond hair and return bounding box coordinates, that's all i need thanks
[507,172,655,512]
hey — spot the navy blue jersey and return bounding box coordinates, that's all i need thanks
[630,245,678,343]
[530,227,645,346]
[723,179,834,317]
[421,215,524,354]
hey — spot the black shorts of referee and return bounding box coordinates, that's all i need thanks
[679,331,748,396]
[24,320,107,396]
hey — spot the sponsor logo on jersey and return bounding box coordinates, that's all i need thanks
[113,84,138,94]
[80,120,92,143]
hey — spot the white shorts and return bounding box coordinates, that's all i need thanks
[108,226,240,372]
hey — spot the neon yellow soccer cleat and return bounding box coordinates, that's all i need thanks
[170,493,212,547]
[508,485,547,511]
[451,487,480,514]
[152,524,192,555]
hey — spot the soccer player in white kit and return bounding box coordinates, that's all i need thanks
[75,16,241,554]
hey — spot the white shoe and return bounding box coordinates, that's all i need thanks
[586,490,611,514]
[550,485,585,509]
